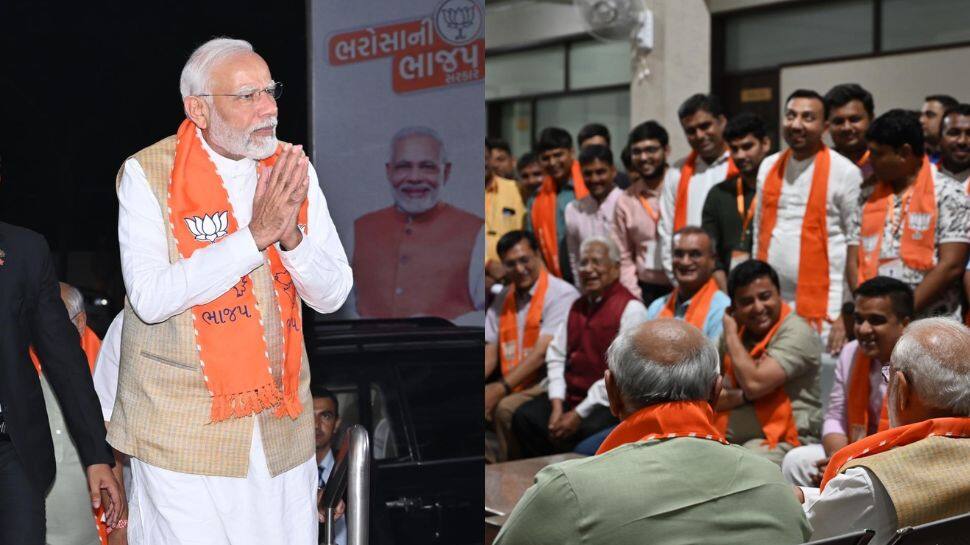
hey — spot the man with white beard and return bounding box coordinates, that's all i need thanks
[112,37,353,544]
[352,126,486,323]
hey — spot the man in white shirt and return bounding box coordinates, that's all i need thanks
[113,38,352,545]
[312,386,346,545]
[564,145,622,288]
[752,89,861,351]
[512,237,647,456]
[659,94,735,282]
[802,318,970,544]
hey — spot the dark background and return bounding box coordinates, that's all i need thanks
[0,0,309,323]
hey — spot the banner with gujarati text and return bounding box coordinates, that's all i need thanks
[309,0,485,325]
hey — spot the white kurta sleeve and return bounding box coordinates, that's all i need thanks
[118,158,265,324]
[658,174,678,282]
[277,165,353,314]
[545,322,568,401]
[92,311,124,421]
[806,467,897,543]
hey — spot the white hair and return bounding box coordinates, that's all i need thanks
[890,317,970,416]
[389,126,449,164]
[580,236,620,264]
[59,282,84,323]
[179,37,254,98]
[606,326,720,411]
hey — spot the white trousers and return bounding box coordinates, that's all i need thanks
[128,420,317,545]
[782,443,826,487]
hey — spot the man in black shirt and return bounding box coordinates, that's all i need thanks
[701,113,771,290]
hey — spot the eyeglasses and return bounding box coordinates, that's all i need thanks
[197,82,283,103]
[881,365,891,384]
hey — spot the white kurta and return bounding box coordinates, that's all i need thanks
[752,149,861,327]
[801,467,897,543]
[658,150,733,281]
[116,130,352,545]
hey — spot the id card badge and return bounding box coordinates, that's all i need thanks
[730,250,750,271]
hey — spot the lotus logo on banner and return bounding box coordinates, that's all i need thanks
[184,212,229,242]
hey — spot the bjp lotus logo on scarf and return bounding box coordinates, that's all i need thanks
[908,213,931,240]
[184,212,229,242]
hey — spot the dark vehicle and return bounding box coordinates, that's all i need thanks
[306,317,483,545]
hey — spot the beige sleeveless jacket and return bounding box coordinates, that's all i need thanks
[106,135,314,477]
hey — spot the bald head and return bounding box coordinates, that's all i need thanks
[606,319,719,413]
[891,318,970,418]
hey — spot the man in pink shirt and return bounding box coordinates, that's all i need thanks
[612,121,677,305]
[782,276,913,486]
[564,145,623,289]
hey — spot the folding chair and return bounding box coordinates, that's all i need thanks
[805,529,875,545]
[887,511,970,545]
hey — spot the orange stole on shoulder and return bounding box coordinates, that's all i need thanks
[673,151,739,231]
[531,161,587,277]
[596,400,727,454]
[857,161,936,284]
[821,417,970,490]
[657,278,720,331]
[498,270,549,392]
[169,120,308,422]
[29,325,101,375]
[715,303,801,449]
[846,349,890,444]
[756,147,831,326]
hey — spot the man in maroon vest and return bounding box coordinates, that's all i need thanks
[512,236,647,456]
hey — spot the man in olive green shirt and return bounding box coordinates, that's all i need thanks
[495,319,811,545]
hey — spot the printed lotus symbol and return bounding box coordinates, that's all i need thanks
[184,212,229,242]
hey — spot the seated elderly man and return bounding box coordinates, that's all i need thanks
[715,260,823,466]
[511,236,646,457]
[783,277,913,486]
[495,318,811,544]
[485,231,579,462]
[804,318,970,543]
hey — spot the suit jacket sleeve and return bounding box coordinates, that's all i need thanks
[28,236,113,468]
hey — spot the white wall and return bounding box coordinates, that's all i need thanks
[486,0,586,50]
[781,46,970,118]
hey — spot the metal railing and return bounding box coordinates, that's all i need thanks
[320,424,370,545]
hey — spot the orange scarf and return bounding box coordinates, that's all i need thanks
[169,120,307,422]
[715,303,801,449]
[498,269,549,392]
[857,161,936,284]
[821,417,970,490]
[673,151,739,231]
[531,161,587,277]
[597,400,726,454]
[757,147,831,326]
[846,349,890,443]
[637,194,659,223]
[29,326,108,544]
[658,278,720,331]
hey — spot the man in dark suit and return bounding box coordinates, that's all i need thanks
[0,221,124,544]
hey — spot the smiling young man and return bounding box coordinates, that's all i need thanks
[824,84,875,182]
[613,120,678,304]
[525,127,589,283]
[753,89,861,355]
[511,237,645,457]
[564,145,623,289]
[515,151,546,203]
[782,277,912,487]
[484,231,579,462]
[937,103,970,188]
[716,260,823,466]
[702,112,772,289]
[846,109,970,319]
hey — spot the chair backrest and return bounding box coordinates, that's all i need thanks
[806,529,875,545]
[887,511,970,545]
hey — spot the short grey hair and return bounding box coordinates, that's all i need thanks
[891,317,970,416]
[607,326,720,411]
[389,126,449,164]
[59,282,84,323]
[179,37,255,98]
[579,236,620,264]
